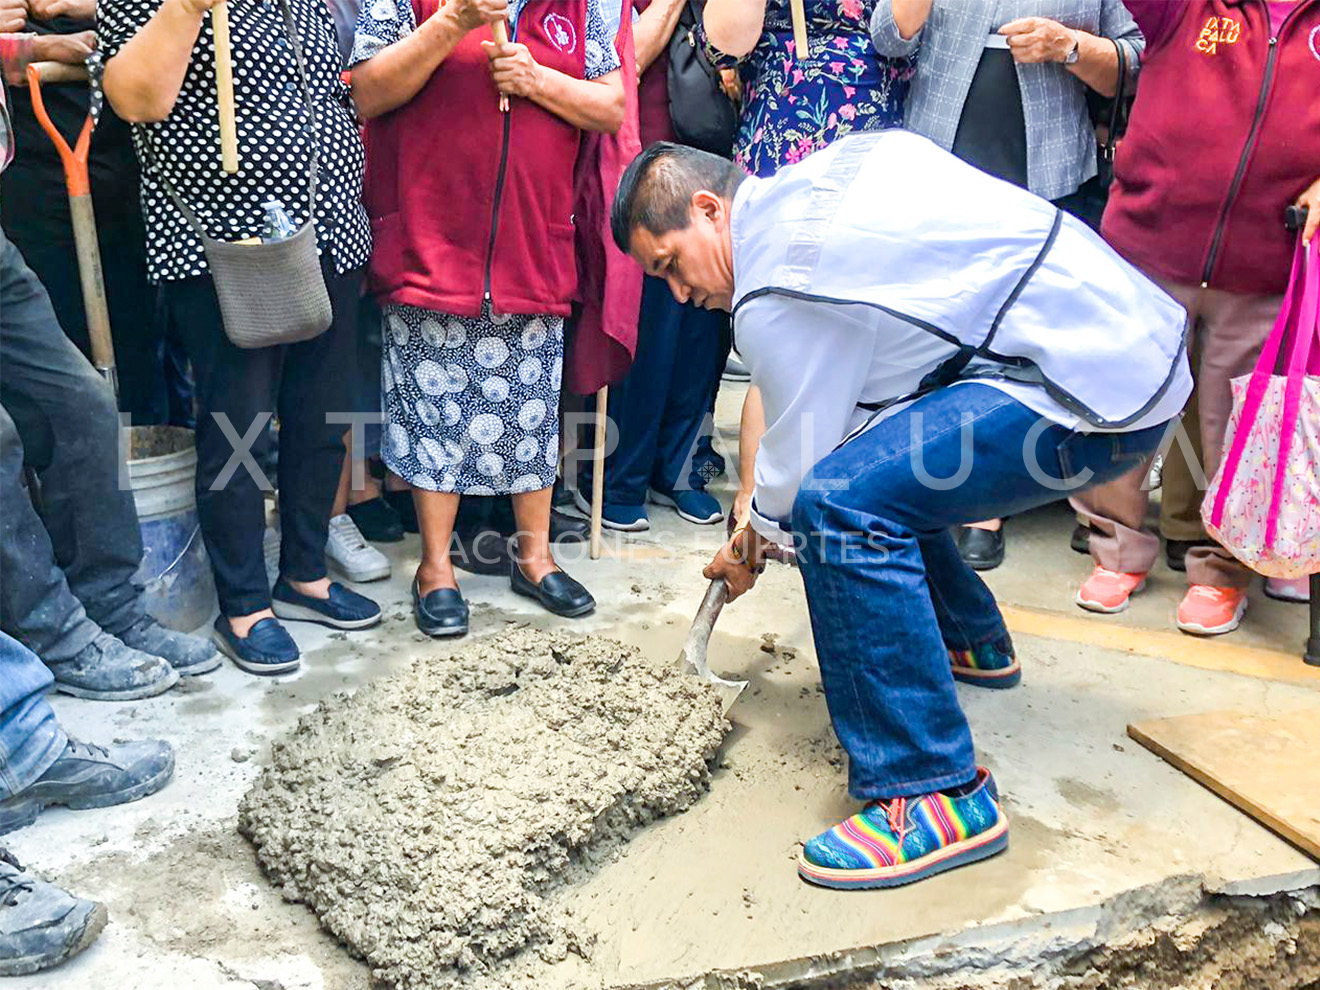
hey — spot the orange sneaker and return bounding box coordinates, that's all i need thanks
[1176,585,1247,636]
[1076,566,1148,613]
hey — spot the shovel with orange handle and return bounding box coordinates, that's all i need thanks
[25,60,118,399]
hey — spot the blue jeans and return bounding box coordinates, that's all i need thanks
[600,276,731,503]
[0,631,66,800]
[792,384,1167,800]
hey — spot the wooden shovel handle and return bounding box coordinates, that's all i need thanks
[491,19,510,112]
[214,2,239,173]
[789,0,808,58]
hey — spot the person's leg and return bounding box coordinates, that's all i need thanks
[583,276,679,527]
[163,272,279,623]
[1183,286,1282,590]
[1072,279,1203,604]
[1158,353,1209,548]
[415,491,463,592]
[648,286,721,491]
[793,384,1167,799]
[0,633,65,805]
[792,384,1166,889]
[0,234,146,655]
[275,269,361,594]
[263,267,379,633]
[649,292,730,521]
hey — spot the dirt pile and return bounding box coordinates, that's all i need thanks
[238,627,728,990]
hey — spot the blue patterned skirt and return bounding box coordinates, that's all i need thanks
[381,302,564,495]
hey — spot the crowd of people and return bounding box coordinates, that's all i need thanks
[1,0,1319,974]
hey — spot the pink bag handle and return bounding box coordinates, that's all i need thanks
[1208,235,1316,529]
[1264,236,1320,546]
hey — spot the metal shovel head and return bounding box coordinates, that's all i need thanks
[677,578,748,714]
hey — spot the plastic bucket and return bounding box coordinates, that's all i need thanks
[128,426,216,632]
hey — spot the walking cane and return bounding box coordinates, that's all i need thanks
[213,1,239,173]
[589,385,608,559]
[1285,203,1320,667]
[26,62,118,400]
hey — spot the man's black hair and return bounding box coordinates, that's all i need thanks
[611,142,747,254]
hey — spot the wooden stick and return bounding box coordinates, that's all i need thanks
[213,2,239,173]
[491,20,511,113]
[590,385,608,560]
[789,0,808,59]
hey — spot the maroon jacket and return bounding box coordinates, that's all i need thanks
[363,0,588,316]
[1102,0,1320,295]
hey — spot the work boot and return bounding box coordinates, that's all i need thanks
[46,633,179,701]
[0,738,175,835]
[0,850,107,976]
[112,615,220,677]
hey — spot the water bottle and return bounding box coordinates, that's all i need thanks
[260,199,298,243]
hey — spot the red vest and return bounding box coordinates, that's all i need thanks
[363,0,588,316]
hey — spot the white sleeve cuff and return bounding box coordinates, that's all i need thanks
[749,497,795,549]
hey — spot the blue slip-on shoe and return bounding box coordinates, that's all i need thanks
[271,579,381,631]
[949,636,1021,689]
[649,487,725,525]
[212,616,300,675]
[572,488,649,532]
[798,767,1009,890]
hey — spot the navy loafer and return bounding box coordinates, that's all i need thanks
[271,579,382,630]
[509,562,595,618]
[212,616,300,675]
[412,579,469,638]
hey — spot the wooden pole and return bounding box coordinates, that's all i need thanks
[491,20,511,113]
[589,385,608,560]
[789,0,808,59]
[214,2,239,173]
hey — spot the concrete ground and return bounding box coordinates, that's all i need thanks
[7,381,1320,990]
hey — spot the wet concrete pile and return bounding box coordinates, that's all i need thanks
[238,627,728,990]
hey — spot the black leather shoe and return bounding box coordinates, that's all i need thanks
[346,497,405,543]
[1166,538,1215,573]
[451,527,511,576]
[509,561,595,618]
[957,526,1005,571]
[412,579,469,638]
[383,489,419,534]
[550,508,589,544]
[1070,523,1093,555]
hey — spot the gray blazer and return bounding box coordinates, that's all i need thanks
[871,0,1143,200]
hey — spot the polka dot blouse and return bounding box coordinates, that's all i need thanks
[91,0,371,284]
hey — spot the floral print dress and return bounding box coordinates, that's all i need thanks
[703,0,913,177]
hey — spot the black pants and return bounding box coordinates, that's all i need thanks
[0,233,146,662]
[161,260,363,616]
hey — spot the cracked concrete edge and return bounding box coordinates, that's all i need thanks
[619,869,1320,990]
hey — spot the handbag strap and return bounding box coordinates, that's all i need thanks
[1264,235,1320,546]
[1100,39,1126,166]
[1208,234,1314,528]
[147,0,319,241]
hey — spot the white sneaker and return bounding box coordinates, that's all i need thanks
[326,514,391,583]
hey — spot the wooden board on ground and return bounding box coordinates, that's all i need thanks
[1128,708,1320,862]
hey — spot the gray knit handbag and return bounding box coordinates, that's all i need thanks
[152,0,331,349]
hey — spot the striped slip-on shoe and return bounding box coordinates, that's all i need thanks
[797,767,1009,890]
[949,637,1021,689]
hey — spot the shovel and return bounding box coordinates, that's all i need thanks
[676,578,748,714]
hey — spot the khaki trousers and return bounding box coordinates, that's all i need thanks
[1071,278,1282,588]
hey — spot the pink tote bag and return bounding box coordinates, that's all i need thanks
[1203,235,1320,579]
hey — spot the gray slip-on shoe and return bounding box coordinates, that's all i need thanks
[113,615,221,676]
[46,633,179,702]
[0,738,175,836]
[0,852,107,976]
